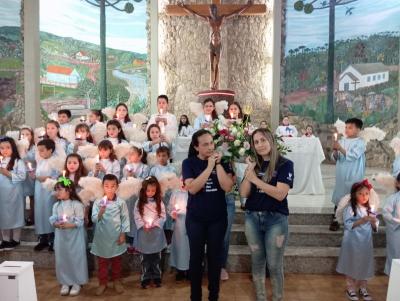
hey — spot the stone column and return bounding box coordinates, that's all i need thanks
[23,0,41,127]
[270,0,281,130]
[149,0,159,114]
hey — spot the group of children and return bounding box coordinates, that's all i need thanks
[1,98,399,299]
[331,117,400,301]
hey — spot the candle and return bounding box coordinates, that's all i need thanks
[133,123,137,129]
[334,133,338,141]
[76,134,82,140]
[205,114,211,122]
[80,116,86,122]
[116,112,120,120]
[159,121,165,134]
[101,197,107,207]
[95,155,100,163]
[62,214,67,223]
[40,131,45,138]
[145,217,153,228]
[62,170,66,178]
[174,203,179,211]
[368,205,377,216]
[159,108,164,115]
[0,156,3,164]
[230,112,234,120]
[27,162,33,171]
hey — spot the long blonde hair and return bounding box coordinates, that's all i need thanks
[250,128,280,183]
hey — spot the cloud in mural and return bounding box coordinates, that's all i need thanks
[39,0,147,53]
[0,0,21,27]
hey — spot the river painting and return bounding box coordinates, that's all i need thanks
[39,0,148,117]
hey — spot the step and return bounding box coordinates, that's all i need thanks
[229,224,387,248]
[0,243,386,275]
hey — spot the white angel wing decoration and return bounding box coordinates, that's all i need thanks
[43,178,57,192]
[124,127,147,143]
[60,125,76,143]
[215,100,228,115]
[158,172,181,197]
[48,112,58,121]
[390,137,400,155]
[114,143,132,160]
[117,177,143,200]
[83,157,97,172]
[90,122,107,144]
[16,139,30,158]
[360,126,386,144]
[334,118,346,136]
[130,113,148,127]
[147,153,157,166]
[34,127,45,143]
[189,102,203,117]
[78,177,104,200]
[101,107,115,120]
[372,172,396,191]
[5,130,19,141]
[77,144,98,159]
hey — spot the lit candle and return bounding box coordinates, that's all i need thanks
[205,114,211,122]
[159,121,165,134]
[159,108,164,115]
[116,112,120,120]
[95,155,100,163]
[0,156,3,165]
[62,170,66,177]
[334,133,338,141]
[27,162,33,171]
[230,112,234,120]
[133,123,137,129]
[368,205,377,216]
[62,214,67,223]
[145,217,153,228]
[80,116,86,122]
[101,197,107,207]
[174,203,179,211]
[40,130,45,138]
[76,134,82,140]
[21,133,25,140]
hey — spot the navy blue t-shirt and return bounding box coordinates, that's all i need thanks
[182,156,233,222]
[245,158,294,215]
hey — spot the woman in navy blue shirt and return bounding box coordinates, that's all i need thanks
[182,129,234,301]
[240,128,294,301]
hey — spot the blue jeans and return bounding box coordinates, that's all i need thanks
[222,193,236,268]
[245,211,288,301]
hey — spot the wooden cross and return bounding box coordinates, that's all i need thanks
[166,0,266,16]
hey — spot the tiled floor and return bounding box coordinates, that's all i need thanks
[35,269,389,301]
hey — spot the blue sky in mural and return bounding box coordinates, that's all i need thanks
[0,0,20,26]
[286,0,400,53]
[40,0,146,53]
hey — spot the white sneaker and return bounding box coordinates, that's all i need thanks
[346,289,359,301]
[359,288,373,301]
[60,285,70,296]
[69,284,81,296]
[220,268,229,281]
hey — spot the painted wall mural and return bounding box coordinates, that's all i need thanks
[0,0,23,133]
[281,0,400,126]
[39,0,148,118]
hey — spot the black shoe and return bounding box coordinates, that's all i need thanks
[141,279,150,289]
[10,240,20,248]
[329,220,340,231]
[176,271,186,281]
[25,218,34,226]
[34,242,49,252]
[48,243,54,252]
[154,278,162,288]
[0,241,14,251]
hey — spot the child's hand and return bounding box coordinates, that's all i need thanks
[60,222,76,229]
[95,163,101,172]
[98,206,106,219]
[332,141,340,150]
[144,222,153,232]
[160,135,167,142]
[117,233,126,245]
[245,168,258,184]
[37,176,47,183]
[171,210,178,220]
[54,221,61,228]
[29,170,36,179]
[367,215,378,224]
[152,138,161,145]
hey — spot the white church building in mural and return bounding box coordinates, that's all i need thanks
[338,62,389,92]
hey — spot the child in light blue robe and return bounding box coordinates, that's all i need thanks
[134,176,167,288]
[336,181,378,300]
[0,137,27,250]
[392,155,400,177]
[49,179,88,296]
[90,174,129,295]
[168,188,190,280]
[33,139,60,251]
[122,145,150,254]
[382,185,400,275]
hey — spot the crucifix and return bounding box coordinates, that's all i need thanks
[166,1,266,91]
[351,78,360,91]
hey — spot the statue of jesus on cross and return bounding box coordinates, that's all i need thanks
[178,0,253,90]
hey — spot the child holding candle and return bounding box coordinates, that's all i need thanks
[20,126,36,225]
[32,139,60,251]
[330,118,366,231]
[105,120,128,145]
[143,124,170,154]
[168,179,190,281]
[225,101,243,120]
[91,174,130,296]
[57,109,72,130]
[49,178,88,296]
[67,124,94,155]
[89,140,120,180]
[382,173,400,276]
[0,137,27,251]
[88,109,104,134]
[123,144,150,254]
[194,98,218,130]
[113,103,133,128]
[336,180,378,301]
[134,176,167,289]
[147,95,178,138]
[44,120,71,156]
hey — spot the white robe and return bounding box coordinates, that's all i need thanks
[275,125,298,137]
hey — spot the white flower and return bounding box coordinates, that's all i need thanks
[209,128,216,136]
[231,127,238,136]
[234,140,241,147]
[244,141,251,150]
[217,123,226,131]
[239,148,246,156]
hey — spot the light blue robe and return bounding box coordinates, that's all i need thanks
[150,164,177,230]
[34,157,59,235]
[91,197,130,258]
[105,137,128,146]
[49,200,88,285]
[382,192,400,275]
[55,137,71,156]
[134,199,167,254]
[88,158,120,180]
[168,190,190,270]
[122,163,150,240]
[331,137,366,205]
[67,140,95,157]
[143,141,170,154]
[22,147,36,197]
[336,205,378,280]
[193,114,213,130]
[0,158,26,229]
[392,155,400,178]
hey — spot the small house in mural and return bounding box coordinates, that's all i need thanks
[41,65,81,88]
[75,51,90,61]
[339,63,389,92]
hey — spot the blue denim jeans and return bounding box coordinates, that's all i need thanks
[222,192,236,268]
[245,211,289,301]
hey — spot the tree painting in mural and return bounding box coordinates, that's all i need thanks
[83,0,143,108]
[294,0,359,123]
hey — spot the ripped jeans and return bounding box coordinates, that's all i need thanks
[245,211,288,301]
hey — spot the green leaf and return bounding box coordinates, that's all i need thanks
[304,3,314,14]
[294,1,304,11]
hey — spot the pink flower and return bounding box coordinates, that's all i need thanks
[244,141,251,150]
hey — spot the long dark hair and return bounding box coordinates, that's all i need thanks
[188,129,213,158]
[98,140,117,161]
[54,180,82,203]
[225,101,243,119]
[114,103,131,123]
[0,136,21,171]
[91,109,104,122]
[64,153,88,186]
[45,120,65,140]
[203,98,218,120]
[178,114,190,133]
[106,119,127,143]
[75,123,94,143]
[138,176,162,218]
[20,127,35,150]
[349,180,371,216]
[129,145,147,164]
[147,124,161,141]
